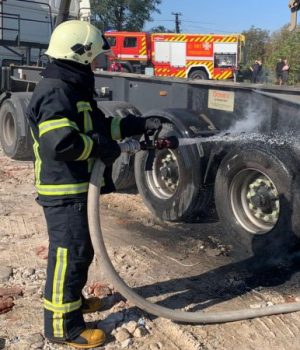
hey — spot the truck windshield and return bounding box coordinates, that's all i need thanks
[107,36,116,47]
[124,37,137,48]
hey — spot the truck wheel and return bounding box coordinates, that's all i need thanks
[189,70,208,80]
[214,144,299,262]
[134,123,211,222]
[0,97,32,160]
[97,101,141,190]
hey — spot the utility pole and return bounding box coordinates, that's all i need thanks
[172,12,182,33]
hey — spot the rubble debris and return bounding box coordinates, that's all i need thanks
[34,245,48,260]
[0,266,12,283]
[85,282,113,298]
[120,338,133,348]
[123,320,138,334]
[115,328,131,342]
[0,286,23,314]
[0,287,23,297]
[133,326,149,338]
[0,297,14,314]
[22,333,45,349]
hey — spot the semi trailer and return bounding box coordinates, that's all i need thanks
[1,0,300,260]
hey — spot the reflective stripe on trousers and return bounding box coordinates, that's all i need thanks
[43,202,94,340]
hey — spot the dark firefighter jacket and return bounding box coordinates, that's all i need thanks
[26,60,144,206]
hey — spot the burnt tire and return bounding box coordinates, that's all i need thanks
[97,101,141,190]
[0,97,32,160]
[134,123,211,222]
[189,70,208,80]
[214,143,300,262]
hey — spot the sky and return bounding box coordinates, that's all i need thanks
[145,0,291,34]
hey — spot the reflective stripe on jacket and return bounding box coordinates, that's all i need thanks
[26,77,122,205]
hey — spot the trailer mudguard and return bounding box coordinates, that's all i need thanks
[141,108,217,156]
[142,108,216,136]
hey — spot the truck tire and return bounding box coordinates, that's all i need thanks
[0,95,32,160]
[97,101,141,190]
[189,70,208,80]
[134,123,211,222]
[214,143,299,263]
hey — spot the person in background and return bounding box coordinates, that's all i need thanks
[282,59,290,85]
[26,20,161,349]
[275,58,284,85]
[250,60,262,83]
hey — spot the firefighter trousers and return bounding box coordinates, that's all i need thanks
[43,202,94,340]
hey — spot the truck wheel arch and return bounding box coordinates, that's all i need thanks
[141,108,215,138]
[187,66,211,80]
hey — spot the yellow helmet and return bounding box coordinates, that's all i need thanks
[45,20,110,65]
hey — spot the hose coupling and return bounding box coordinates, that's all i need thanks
[155,136,179,150]
[119,139,141,154]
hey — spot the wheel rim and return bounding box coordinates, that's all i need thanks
[230,169,280,234]
[2,111,16,147]
[146,149,179,199]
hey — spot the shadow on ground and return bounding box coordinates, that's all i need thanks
[131,248,300,315]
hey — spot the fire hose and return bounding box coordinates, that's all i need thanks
[87,136,300,324]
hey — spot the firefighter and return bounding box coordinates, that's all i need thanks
[26,20,160,349]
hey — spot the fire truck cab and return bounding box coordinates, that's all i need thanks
[105,31,151,73]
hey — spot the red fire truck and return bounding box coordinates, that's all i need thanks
[105,31,245,80]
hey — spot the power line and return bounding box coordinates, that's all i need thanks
[150,19,216,25]
[148,18,236,33]
[183,20,216,24]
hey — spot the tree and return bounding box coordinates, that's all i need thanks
[241,25,300,85]
[242,26,270,65]
[90,0,161,32]
[150,25,174,33]
[266,26,300,84]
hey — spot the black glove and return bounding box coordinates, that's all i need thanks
[120,115,162,138]
[144,117,162,135]
[88,131,121,166]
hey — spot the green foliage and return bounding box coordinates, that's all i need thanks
[266,26,300,84]
[150,25,174,33]
[90,0,161,31]
[242,26,270,66]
